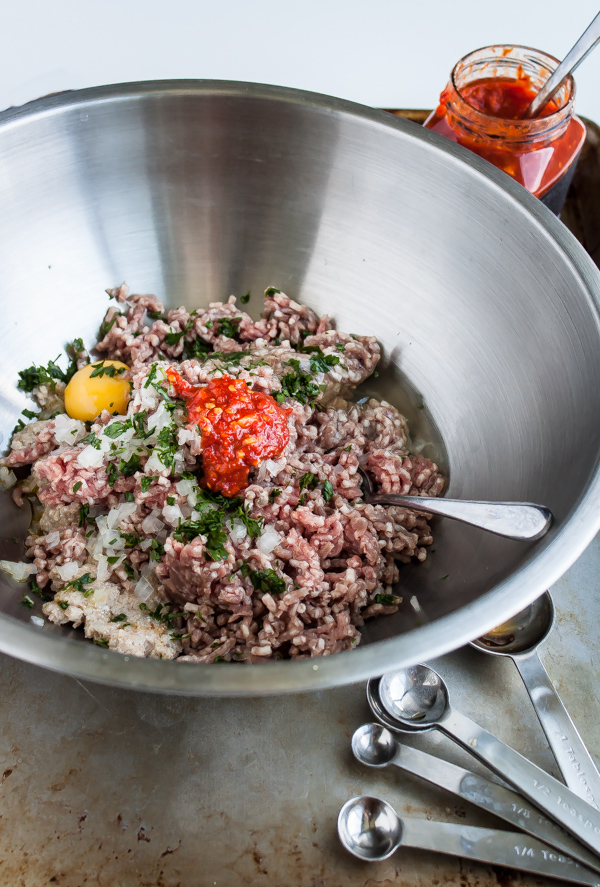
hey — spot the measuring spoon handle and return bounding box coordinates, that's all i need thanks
[366,494,552,540]
[401,817,600,886]
[515,652,600,809]
[388,741,600,872]
[441,708,600,856]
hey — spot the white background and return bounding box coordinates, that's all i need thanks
[2,1,600,121]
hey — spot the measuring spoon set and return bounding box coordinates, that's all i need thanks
[338,603,600,884]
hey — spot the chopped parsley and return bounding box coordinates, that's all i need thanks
[243,567,286,596]
[103,419,131,438]
[216,317,242,339]
[184,336,212,361]
[110,613,128,623]
[107,462,119,488]
[264,287,281,297]
[275,359,321,406]
[99,311,123,338]
[123,562,136,580]
[65,573,94,597]
[58,600,69,610]
[78,504,91,527]
[17,347,79,392]
[322,480,334,502]
[300,346,341,375]
[374,594,399,605]
[140,601,184,626]
[106,556,120,565]
[148,539,165,561]
[140,476,153,493]
[93,637,110,648]
[146,308,166,321]
[89,360,126,379]
[72,481,82,493]
[124,491,134,502]
[166,496,176,506]
[173,510,229,561]
[268,489,281,504]
[119,453,141,476]
[299,472,318,492]
[240,291,251,304]
[119,529,142,548]
[21,594,34,609]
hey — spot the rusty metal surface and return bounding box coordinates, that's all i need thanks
[1,110,600,887]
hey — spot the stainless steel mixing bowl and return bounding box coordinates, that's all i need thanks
[0,81,599,695]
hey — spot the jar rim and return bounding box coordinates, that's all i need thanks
[449,44,576,127]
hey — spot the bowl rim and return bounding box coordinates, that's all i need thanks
[1,78,599,696]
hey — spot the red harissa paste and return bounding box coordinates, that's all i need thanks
[167,369,290,497]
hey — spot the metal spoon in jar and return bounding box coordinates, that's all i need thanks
[352,722,600,872]
[471,591,600,810]
[526,11,600,118]
[338,795,600,884]
[367,664,600,856]
[357,467,552,541]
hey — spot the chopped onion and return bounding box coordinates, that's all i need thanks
[139,385,160,410]
[0,466,17,490]
[139,538,153,551]
[162,504,183,526]
[144,452,166,475]
[147,402,172,433]
[257,526,282,555]
[142,511,164,535]
[77,445,105,469]
[53,413,86,445]
[56,561,80,581]
[107,502,138,530]
[175,479,195,497]
[134,575,154,602]
[96,555,110,583]
[230,518,248,542]
[44,530,61,548]
[177,428,196,445]
[0,561,37,582]
[30,615,45,627]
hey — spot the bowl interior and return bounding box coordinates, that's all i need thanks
[0,82,599,693]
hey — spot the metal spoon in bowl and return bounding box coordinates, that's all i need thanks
[367,664,600,855]
[526,11,600,118]
[352,722,600,872]
[338,795,600,884]
[471,591,600,809]
[357,466,552,541]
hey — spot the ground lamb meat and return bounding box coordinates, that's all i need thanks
[2,285,445,662]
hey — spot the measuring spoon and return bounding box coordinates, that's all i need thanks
[338,795,600,885]
[367,665,600,857]
[471,591,600,809]
[352,722,600,872]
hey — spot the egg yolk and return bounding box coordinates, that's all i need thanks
[64,360,131,422]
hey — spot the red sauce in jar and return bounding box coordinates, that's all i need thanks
[425,73,586,198]
[460,77,559,119]
[167,369,290,497]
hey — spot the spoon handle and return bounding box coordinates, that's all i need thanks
[441,708,600,856]
[526,12,600,118]
[400,817,600,886]
[387,740,600,872]
[365,493,552,541]
[514,652,600,809]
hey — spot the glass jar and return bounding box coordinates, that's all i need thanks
[424,45,586,214]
